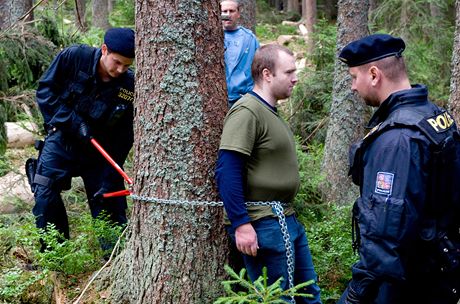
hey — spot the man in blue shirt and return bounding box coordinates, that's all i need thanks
[221,0,259,108]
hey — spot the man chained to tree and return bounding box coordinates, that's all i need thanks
[216,44,322,303]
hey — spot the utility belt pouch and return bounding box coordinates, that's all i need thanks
[25,158,37,192]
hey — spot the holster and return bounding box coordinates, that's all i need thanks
[25,157,37,192]
[25,140,44,193]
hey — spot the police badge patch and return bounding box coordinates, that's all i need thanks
[375,172,394,195]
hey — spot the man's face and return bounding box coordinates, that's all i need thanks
[349,66,379,107]
[221,1,240,31]
[270,51,298,100]
[100,44,133,79]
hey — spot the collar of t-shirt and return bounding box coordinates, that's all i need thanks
[248,91,277,113]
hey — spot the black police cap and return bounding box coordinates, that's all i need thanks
[104,28,135,58]
[338,34,405,67]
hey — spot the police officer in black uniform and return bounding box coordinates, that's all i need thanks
[31,28,135,248]
[337,34,460,304]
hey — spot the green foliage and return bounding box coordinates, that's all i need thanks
[0,30,57,91]
[256,23,299,42]
[215,265,314,303]
[306,204,358,303]
[256,0,301,24]
[0,155,12,177]
[289,19,336,143]
[0,267,47,303]
[293,142,326,223]
[36,223,98,275]
[78,27,105,47]
[110,0,135,27]
[36,212,123,275]
[369,0,455,103]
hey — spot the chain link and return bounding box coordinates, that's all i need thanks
[130,193,296,302]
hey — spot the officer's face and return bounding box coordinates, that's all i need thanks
[99,44,134,80]
[221,1,240,31]
[268,51,298,100]
[349,66,379,107]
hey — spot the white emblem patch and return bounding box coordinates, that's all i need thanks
[375,172,394,195]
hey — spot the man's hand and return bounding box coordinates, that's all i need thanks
[235,223,258,257]
[77,121,92,142]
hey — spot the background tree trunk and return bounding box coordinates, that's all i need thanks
[321,0,370,205]
[323,0,337,21]
[75,0,88,32]
[302,0,317,55]
[287,0,300,13]
[449,0,460,122]
[92,0,110,30]
[110,1,229,303]
[369,0,379,14]
[0,0,33,30]
[238,0,257,33]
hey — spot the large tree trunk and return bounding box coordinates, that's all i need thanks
[238,0,257,33]
[109,1,229,303]
[322,0,370,205]
[92,0,110,30]
[449,0,460,123]
[75,0,88,32]
[0,0,33,30]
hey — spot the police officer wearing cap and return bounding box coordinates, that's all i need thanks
[31,28,135,252]
[337,34,460,304]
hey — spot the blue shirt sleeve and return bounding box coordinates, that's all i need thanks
[215,149,251,229]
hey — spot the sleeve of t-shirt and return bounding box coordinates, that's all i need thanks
[219,106,257,156]
[215,149,251,228]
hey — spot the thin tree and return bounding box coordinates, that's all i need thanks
[92,0,110,30]
[287,0,300,13]
[109,1,229,303]
[75,0,87,32]
[302,0,316,55]
[449,0,460,122]
[322,0,371,205]
[238,0,257,33]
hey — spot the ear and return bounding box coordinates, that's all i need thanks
[262,68,272,82]
[101,44,108,55]
[369,66,381,86]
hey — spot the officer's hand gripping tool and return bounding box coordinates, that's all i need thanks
[90,138,133,198]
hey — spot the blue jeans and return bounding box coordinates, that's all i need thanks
[227,215,322,304]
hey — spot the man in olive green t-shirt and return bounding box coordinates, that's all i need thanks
[215,44,322,303]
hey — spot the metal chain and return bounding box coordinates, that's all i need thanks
[130,193,296,301]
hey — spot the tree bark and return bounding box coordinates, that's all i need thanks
[75,0,88,32]
[238,0,257,33]
[92,0,110,30]
[322,0,370,205]
[369,0,379,14]
[0,0,33,30]
[109,1,229,303]
[287,0,300,13]
[302,0,317,55]
[323,0,337,21]
[449,0,460,123]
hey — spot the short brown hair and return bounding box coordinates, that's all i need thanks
[251,44,294,84]
[360,56,408,82]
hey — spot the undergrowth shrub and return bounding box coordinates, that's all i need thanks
[215,265,314,303]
